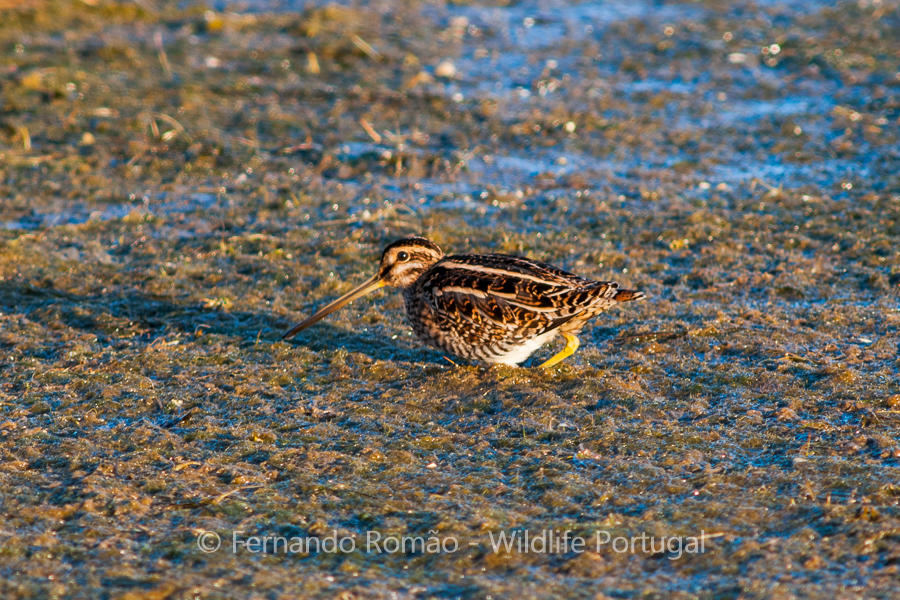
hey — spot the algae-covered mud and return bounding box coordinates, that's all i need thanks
[1,0,899,598]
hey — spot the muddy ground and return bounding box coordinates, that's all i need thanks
[0,0,899,598]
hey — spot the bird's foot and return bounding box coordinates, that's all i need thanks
[538,334,580,368]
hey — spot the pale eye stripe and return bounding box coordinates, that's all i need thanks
[440,261,568,285]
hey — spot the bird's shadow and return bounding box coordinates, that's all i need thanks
[282,321,448,364]
[0,281,277,343]
[0,281,444,364]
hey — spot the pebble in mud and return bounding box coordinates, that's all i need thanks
[435,59,458,79]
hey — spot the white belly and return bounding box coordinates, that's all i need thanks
[484,329,560,366]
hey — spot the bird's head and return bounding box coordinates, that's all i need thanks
[376,237,444,289]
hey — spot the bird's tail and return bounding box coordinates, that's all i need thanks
[613,289,645,303]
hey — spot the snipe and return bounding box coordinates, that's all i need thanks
[282,237,645,367]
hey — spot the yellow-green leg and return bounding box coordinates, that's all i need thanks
[538,333,580,368]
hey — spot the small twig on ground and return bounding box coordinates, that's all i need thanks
[154,30,172,79]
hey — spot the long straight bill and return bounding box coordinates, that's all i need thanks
[282,274,385,339]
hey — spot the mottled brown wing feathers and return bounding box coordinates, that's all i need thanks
[419,257,636,337]
[440,254,589,286]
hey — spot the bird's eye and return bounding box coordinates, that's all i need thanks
[397,251,409,262]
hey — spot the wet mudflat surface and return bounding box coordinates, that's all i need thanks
[1,0,899,598]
